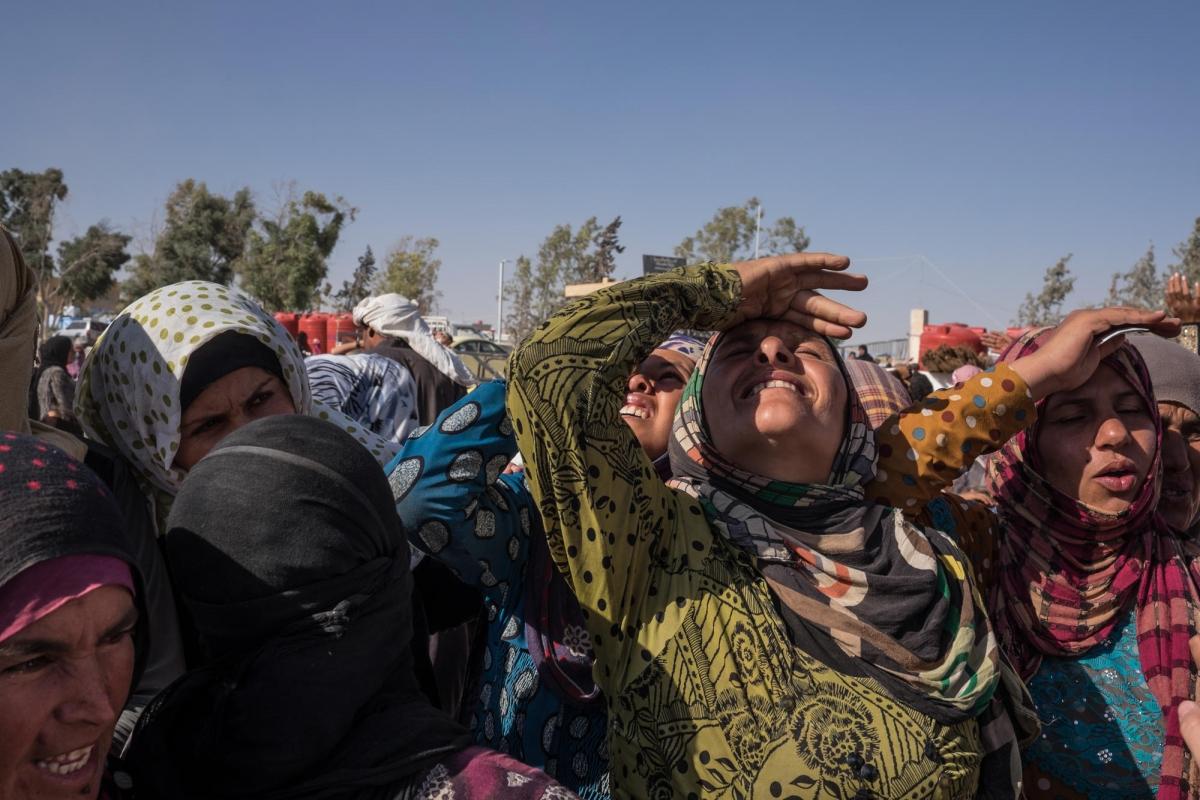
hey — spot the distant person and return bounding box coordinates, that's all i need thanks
[67,335,87,378]
[433,329,454,347]
[309,336,324,355]
[907,371,935,402]
[31,335,79,433]
[854,343,876,363]
[295,330,312,355]
[353,294,475,426]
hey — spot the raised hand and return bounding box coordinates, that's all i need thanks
[1177,637,1200,759]
[730,253,868,339]
[979,330,1014,354]
[1009,307,1180,401]
[1166,273,1200,325]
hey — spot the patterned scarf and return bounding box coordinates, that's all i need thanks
[76,281,400,532]
[666,330,1006,718]
[845,357,914,429]
[987,329,1200,800]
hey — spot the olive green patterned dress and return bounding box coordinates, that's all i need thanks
[507,264,1000,799]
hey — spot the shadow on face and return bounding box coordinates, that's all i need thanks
[1034,363,1157,515]
[0,586,137,800]
[701,320,847,484]
[620,348,697,461]
[1158,401,1200,531]
[174,367,297,471]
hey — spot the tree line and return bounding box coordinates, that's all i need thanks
[4,166,1197,341]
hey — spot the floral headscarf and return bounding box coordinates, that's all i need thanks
[76,281,400,528]
[988,328,1200,799]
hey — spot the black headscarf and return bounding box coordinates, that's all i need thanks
[127,414,469,799]
[28,335,74,418]
[179,330,286,412]
[0,431,147,675]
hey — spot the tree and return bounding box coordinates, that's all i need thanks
[49,223,132,322]
[1170,217,1200,285]
[1105,244,1161,310]
[675,198,810,263]
[502,255,537,344]
[377,236,442,314]
[1015,254,1075,327]
[239,189,355,311]
[532,218,602,321]
[123,179,255,300]
[577,216,625,283]
[331,245,377,312]
[0,168,68,280]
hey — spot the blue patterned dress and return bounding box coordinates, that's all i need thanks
[387,381,611,799]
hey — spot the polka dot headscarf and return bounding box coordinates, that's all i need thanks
[76,282,399,502]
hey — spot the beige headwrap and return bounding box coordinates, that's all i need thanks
[352,294,476,387]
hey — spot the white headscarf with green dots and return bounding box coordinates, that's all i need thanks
[76,281,400,529]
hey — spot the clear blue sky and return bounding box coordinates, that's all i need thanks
[6,0,1198,342]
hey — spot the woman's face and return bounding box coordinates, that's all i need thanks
[1034,363,1157,514]
[175,367,297,470]
[1157,401,1200,531]
[701,320,847,483]
[621,348,697,460]
[0,586,137,800]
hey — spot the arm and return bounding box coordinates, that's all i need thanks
[866,363,1037,511]
[507,265,741,679]
[387,380,530,597]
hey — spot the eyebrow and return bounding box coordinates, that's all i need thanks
[0,606,139,659]
[181,376,275,432]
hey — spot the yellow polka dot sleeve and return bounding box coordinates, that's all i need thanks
[866,363,1037,512]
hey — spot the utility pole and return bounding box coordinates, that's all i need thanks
[496,259,511,343]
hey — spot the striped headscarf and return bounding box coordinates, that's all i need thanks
[306,353,420,444]
[988,329,1200,799]
[845,357,914,430]
[666,328,1008,720]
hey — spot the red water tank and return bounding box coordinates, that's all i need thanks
[326,313,356,348]
[273,312,299,337]
[298,313,328,352]
[919,323,984,368]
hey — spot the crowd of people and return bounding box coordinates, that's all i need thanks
[8,220,1200,799]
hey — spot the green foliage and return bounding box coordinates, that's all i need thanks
[1015,254,1075,327]
[332,245,377,312]
[1105,245,1161,310]
[55,223,132,307]
[674,198,810,263]
[1170,217,1200,285]
[531,218,602,321]
[123,179,256,301]
[502,255,537,344]
[578,216,625,283]
[378,236,442,314]
[0,167,68,277]
[239,190,355,311]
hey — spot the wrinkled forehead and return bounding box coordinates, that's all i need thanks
[710,319,834,362]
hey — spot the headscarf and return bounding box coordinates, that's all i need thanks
[987,329,1200,800]
[306,353,419,444]
[1133,333,1200,418]
[76,281,400,530]
[29,335,75,418]
[666,328,1033,790]
[127,415,470,799]
[0,432,146,672]
[845,357,913,429]
[951,364,984,385]
[525,332,707,706]
[353,294,475,388]
[0,227,36,433]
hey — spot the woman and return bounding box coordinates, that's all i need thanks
[0,432,145,800]
[76,280,399,531]
[32,335,79,431]
[67,336,88,379]
[306,352,421,444]
[389,333,703,799]
[126,414,575,800]
[869,319,1192,798]
[505,254,1140,797]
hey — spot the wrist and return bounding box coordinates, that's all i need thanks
[1008,353,1056,402]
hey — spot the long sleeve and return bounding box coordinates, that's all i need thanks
[506,264,740,689]
[388,381,532,603]
[866,363,1037,511]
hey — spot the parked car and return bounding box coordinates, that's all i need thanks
[57,317,109,344]
[452,336,510,381]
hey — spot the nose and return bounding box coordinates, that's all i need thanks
[756,337,794,366]
[628,371,651,393]
[57,654,119,729]
[1095,415,1134,450]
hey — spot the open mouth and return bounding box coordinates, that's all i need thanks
[742,372,806,400]
[1093,459,1139,493]
[619,405,650,420]
[34,744,95,778]
[620,394,652,421]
